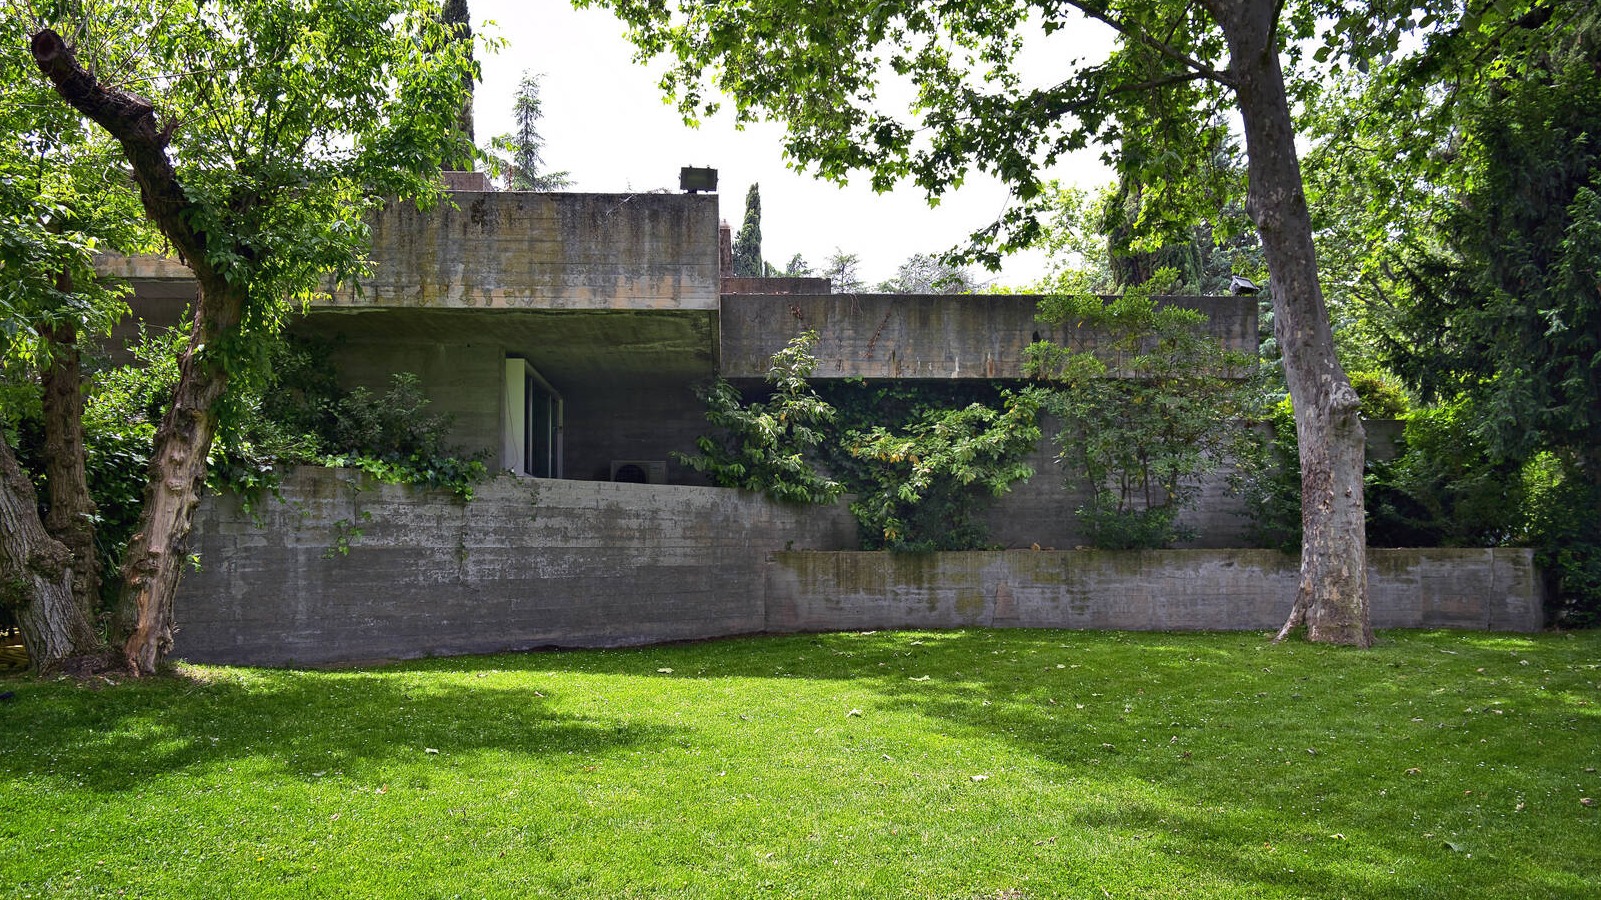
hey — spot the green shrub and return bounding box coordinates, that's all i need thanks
[841,391,1040,552]
[676,331,844,505]
[1523,454,1601,627]
[683,335,1038,550]
[1365,401,1526,548]
[1026,270,1255,549]
[1348,370,1411,419]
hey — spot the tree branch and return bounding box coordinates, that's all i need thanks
[1056,0,1235,87]
[29,28,212,279]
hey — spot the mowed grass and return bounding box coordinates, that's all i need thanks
[1,629,1597,899]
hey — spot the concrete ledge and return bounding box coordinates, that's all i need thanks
[764,548,1545,634]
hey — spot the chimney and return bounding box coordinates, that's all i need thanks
[719,219,734,278]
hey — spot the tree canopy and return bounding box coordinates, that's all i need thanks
[5,0,481,673]
[583,0,1439,645]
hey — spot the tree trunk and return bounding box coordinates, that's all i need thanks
[112,293,237,674]
[0,431,102,673]
[39,305,101,620]
[1204,0,1372,646]
[32,28,249,674]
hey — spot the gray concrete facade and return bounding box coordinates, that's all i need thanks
[718,294,1258,380]
[172,469,1544,668]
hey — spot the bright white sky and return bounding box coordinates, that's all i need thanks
[468,0,1114,288]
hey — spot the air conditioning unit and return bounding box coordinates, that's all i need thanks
[610,460,668,484]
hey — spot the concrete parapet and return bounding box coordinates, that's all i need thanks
[323,192,720,311]
[718,294,1258,380]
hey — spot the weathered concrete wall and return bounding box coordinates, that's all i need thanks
[719,294,1258,380]
[765,549,1544,634]
[977,428,1253,550]
[174,468,858,667]
[173,468,1542,668]
[323,192,721,311]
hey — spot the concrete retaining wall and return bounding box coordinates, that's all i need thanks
[174,469,1544,667]
[174,468,857,666]
[765,549,1545,635]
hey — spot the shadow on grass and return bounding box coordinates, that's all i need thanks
[2,629,1593,898]
[0,670,676,793]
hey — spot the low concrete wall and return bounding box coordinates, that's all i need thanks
[174,468,856,666]
[175,469,1544,667]
[764,549,1545,634]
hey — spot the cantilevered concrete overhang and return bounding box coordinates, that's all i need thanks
[293,306,717,389]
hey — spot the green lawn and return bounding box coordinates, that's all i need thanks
[2,629,1597,899]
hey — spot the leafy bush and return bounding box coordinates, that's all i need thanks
[1523,454,1601,627]
[1348,370,1410,419]
[1026,271,1255,549]
[76,332,487,602]
[675,331,844,505]
[841,391,1040,552]
[1233,397,1301,552]
[683,335,1039,550]
[1239,398,1527,551]
[1365,402,1525,548]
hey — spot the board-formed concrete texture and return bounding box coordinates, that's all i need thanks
[173,467,857,666]
[322,192,721,311]
[174,469,1543,667]
[718,294,1258,380]
[765,548,1545,634]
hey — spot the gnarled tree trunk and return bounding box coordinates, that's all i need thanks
[1204,0,1372,646]
[33,27,248,674]
[39,309,101,619]
[112,293,238,674]
[0,431,102,672]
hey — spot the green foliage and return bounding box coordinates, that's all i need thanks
[841,390,1040,552]
[1523,455,1601,627]
[1364,402,1527,549]
[683,335,1038,549]
[1348,370,1410,420]
[1026,272,1254,549]
[732,183,763,277]
[1234,397,1302,553]
[1378,10,1601,473]
[81,334,487,579]
[79,329,185,595]
[676,331,844,505]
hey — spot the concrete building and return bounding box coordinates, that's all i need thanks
[103,185,1545,666]
[109,184,1259,548]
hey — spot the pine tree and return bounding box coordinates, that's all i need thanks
[733,183,763,276]
[494,72,571,191]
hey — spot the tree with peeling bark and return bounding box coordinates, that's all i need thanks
[1,11,152,672]
[574,0,1484,647]
[15,0,478,674]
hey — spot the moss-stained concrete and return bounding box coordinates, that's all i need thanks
[766,548,1544,635]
